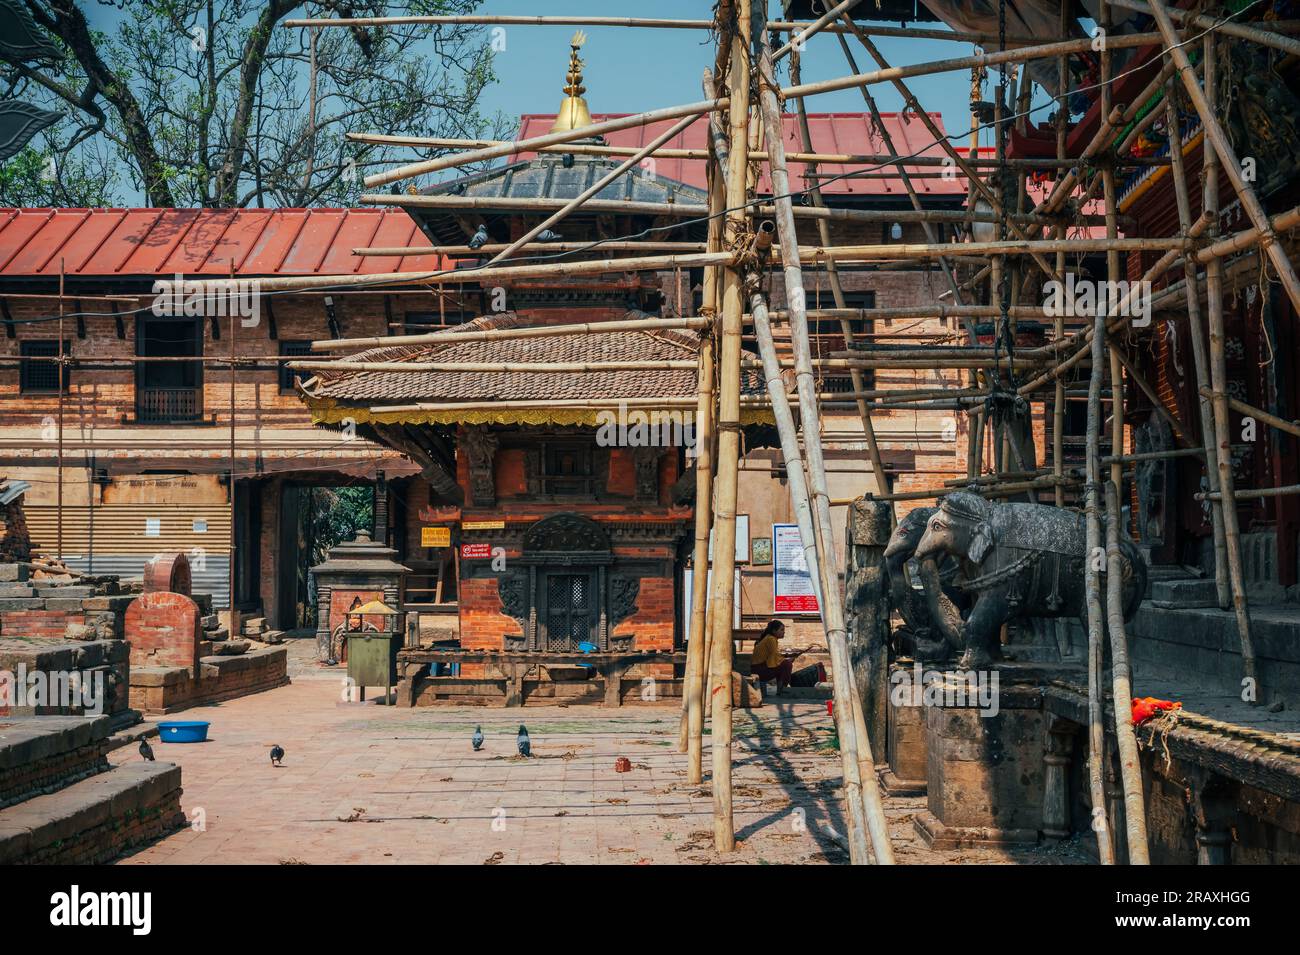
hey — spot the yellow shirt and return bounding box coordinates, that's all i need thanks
[751,634,781,669]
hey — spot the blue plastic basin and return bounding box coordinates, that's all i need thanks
[157,720,210,743]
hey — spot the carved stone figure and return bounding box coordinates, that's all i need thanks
[909,491,1147,669]
[882,506,967,662]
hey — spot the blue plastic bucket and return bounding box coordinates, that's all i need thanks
[157,720,210,743]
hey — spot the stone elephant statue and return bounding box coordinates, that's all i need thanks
[911,491,1148,669]
[882,506,968,662]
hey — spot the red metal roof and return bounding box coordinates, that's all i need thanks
[514,112,971,198]
[0,207,445,278]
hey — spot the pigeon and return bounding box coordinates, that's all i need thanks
[270,744,285,766]
[472,725,484,751]
[536,229,562,242]
[516,724,532,758]
[467,223,490,250]
[138,739,155,762]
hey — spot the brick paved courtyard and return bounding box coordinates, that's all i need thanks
[115,675,1088,865]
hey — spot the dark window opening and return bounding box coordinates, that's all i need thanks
[279,341,313,393]
[137,318,203,423]
[542,442,595,497]
[19,340,70,393]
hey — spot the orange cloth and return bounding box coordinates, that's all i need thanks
[1132,697,1182,725]
[751,634,781,669]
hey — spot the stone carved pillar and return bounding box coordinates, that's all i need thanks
[845,497,893,765]
[1105,739,1128,866]
[1189,770,1236,865]
[1042,719,1076,841]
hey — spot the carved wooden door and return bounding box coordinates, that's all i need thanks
[541,571,597,651]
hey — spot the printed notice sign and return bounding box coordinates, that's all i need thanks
[421,526,451,548]
[772,523,819,614]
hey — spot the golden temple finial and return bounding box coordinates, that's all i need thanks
[549,30,593,133]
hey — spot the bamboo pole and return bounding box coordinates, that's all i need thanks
[680,333,716,773]
[312,316,712,351]
[354,241,707,257]
[1195,30,1259,695]
[1053,1,1069,507]
[1166,78,1230,608]
[1104,480,1151,864]
[1199,483,1300,502]
[1101,3,1126,497]
[1147,0,1300,318]
[757,32,893,865]
[1083,151,1117,862]
[680,146,724,779]
[1199,389,1300,440]
[773,0,861,60]
[705,0,752,854]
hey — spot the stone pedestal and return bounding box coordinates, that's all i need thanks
[882,662,927,795]
[913,665,1049,849]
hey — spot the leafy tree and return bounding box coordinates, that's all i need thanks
[3,0,508,207]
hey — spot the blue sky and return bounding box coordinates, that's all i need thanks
[475,0,981,143]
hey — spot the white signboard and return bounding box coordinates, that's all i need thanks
[682,566,742,642]
[707,513,750,563]
[772,523,819,615]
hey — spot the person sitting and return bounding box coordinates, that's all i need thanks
[750,619,795,692]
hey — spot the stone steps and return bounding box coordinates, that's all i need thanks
[0,761,184,864]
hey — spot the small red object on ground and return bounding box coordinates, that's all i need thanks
[614,756,632,773]
[1131,696,1182,725]
[826,700,833,716]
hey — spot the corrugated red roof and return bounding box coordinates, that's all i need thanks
[514,112,970,198]
[0,207,445,278]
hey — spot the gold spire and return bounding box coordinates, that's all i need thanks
[549,30,593,133]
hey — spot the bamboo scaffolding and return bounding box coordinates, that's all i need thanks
[488,112,704,268]
[361,192,1072,230]
[1165,77,1230,608]
[1109,0,1300,57]
[757,30,892,865]
[1053,1,1069,507]
[363,31,1161,188]
[790,47,891,497]
[1148,0,1300,318]
[345,131,1167,168]
[1193,30,1258,695]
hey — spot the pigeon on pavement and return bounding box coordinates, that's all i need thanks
[472,726,484,751]
[517,724,532,758]
[270,744,285,766]
[139,739,155,762]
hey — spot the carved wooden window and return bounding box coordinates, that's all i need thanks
[541,441,595,497]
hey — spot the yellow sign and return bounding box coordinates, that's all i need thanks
[421,526,451,547]
[462,520,505,531]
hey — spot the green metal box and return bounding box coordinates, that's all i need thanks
[347,630,401,700]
